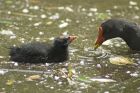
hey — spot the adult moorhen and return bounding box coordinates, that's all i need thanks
[94,19,140,51]
[9,35,77,63]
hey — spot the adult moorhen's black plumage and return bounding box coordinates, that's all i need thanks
[9,36,77,63]
[94,19,140,51]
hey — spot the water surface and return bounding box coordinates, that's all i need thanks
[0,0,140,93]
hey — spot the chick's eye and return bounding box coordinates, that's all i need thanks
[64,38,68,42]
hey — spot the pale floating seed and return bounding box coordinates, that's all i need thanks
[39,32,44,35]
[129,1,137,5]
[34,6,39,10]
[41,14,46,19]
[7,11,11,14]
[80,60,85,65]
[22,8,29,13]
[90,8,97,12]
[65,7,73,12]
[58,22,68,28]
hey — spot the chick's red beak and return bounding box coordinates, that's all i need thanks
[68,35,77,43]
[94,27,105,50]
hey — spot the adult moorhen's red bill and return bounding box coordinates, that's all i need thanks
[94,19,140,51]
[9,35,77,63]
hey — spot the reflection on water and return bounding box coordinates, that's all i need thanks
[0,0,140,93]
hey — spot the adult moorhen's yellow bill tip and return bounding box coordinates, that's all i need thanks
[94,43,100,50]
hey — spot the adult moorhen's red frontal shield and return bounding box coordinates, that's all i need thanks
[94,19,140,51]
[9,35,77,63]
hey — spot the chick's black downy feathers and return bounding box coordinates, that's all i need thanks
[9,36,77,63]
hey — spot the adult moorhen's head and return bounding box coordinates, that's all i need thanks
[94,19,133,50]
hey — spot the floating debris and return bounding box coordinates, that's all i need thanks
[35,37,41,41]
[106,9,111,13]
[50,87,54,89]
[10,35,16,39]
[80,60,85,65]
[0,30,15,36]
[113,5,118,9]
[58,22,68,28]
[78,56,89,59]
[84,47,90,52]
[129,1,137,5]
[130,72,139,77]
[77,76,92,83]
[77,76,116,83]
[104,91,110,93]
[58,7,65,10]
[0,56,4,58]
[133,15,139,19]
[6,79,15,85]
[33,6,39,10]
[87,13,93,16]
[82,8,86,12]
[7,11,12,14]
[26,75,41,81]
[22,8,29,13]
[58,81,62,85]
[12,12,37,17]
[40,14,47,19]
[39,32,44,35]
[0,69,51,74]
[19,38,25,43]
[49,13,60,20]
[65,7,73,12]
[46,21,53,25]
[134,6,139,10]
[49,37,55,40]
[90,78,116,82]
[66,18,72,22]
[45,63,50,66]
[14,62,18,66]
[109,56,134,65]
[28,17,33,21]
[34,22,42,26]
[69,48,78,53]
[90,8,97,12]
[96,64,101,68]
[0,70,8,75]
[54,76,60,80]
[126,71,131,74]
